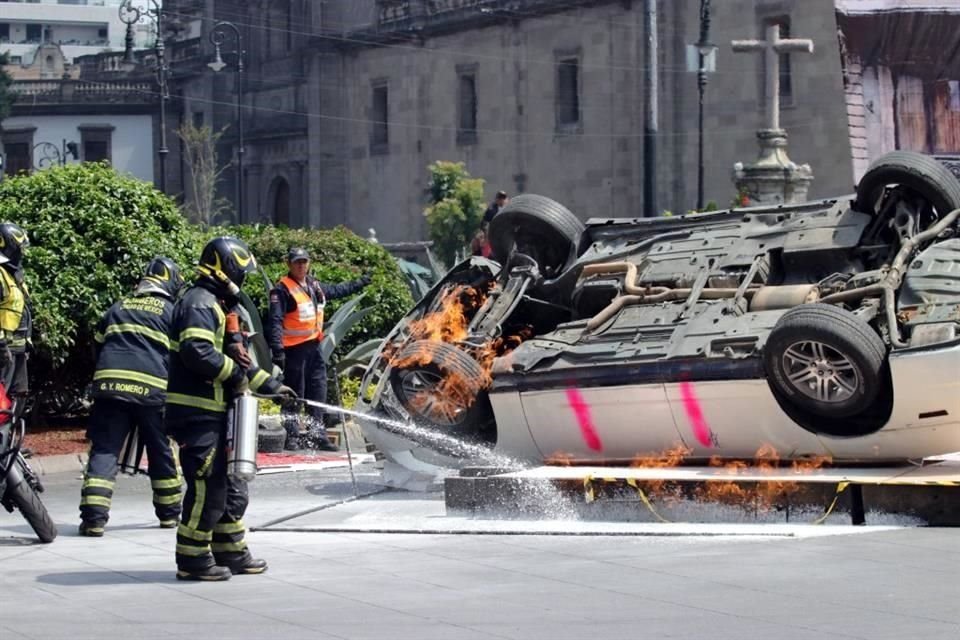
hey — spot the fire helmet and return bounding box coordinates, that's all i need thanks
[0,222,29,269]
[198,236,257,296]
[140,256,184,299]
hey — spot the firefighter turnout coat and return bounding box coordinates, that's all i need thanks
[93,288,174,406]
[167,282,280,414]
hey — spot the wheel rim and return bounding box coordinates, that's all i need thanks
[781,341,860,404]
[395,368,466,427]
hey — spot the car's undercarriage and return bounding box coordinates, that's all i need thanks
[357,151,960,454]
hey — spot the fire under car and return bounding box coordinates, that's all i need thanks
[354,151,960,475]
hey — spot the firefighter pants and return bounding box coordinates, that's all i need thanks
[80,398,182,525]
[167,410,253,571]
[281,340,329,438]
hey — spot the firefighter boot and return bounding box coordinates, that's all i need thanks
[78,520,105,537]
[219,551,268,575]
[175,565,232,582]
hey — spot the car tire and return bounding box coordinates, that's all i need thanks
[488,194,585,276]
[389,340,493,440]
[854,151,960,219]
[764,304,888,419]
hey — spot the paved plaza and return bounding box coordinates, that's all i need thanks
[1,462,958,640]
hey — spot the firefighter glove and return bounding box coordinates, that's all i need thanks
[225,342,252,369]
[276,384,297,399]
[360,274,372,287]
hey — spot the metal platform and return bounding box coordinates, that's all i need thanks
[444,460,960,526]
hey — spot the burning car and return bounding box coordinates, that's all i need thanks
[355,152,960,475]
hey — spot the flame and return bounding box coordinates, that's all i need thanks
[388,283,532,423]
[621,443,833,511]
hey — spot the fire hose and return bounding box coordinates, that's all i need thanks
[254,392,360,498]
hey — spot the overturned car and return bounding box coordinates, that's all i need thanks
[355,152,960,474]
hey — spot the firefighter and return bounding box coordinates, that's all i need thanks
[78,257,185,537]
[268,247,370,451]
[167,237,295,581]
[0,223,29,404]
[0,222,26,401]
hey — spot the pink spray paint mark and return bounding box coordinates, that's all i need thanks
[679,381,713,448]
[565,388,604,452]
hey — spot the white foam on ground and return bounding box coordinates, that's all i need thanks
[257,491,915,538]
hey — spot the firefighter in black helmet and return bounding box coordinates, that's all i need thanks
[78,257,186,537]
[166,237,296,581]
[0,222,28,399]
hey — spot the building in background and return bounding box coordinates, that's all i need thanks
[0,0,157,78]
[4,0,958,242]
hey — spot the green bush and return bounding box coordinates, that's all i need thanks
[0,163,413,415]
[0,162,197,411]
[423,161,485,268]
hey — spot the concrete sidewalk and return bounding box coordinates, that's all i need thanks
[2,467,959,640]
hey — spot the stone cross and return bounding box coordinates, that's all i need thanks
[732,24,814,131]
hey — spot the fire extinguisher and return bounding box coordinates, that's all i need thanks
[227,391,259,482]
[118,426,145,475]
[224,310,259,481]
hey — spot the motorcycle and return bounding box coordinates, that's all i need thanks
[0,382,57,543]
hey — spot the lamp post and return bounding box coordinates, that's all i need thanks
[32,140,79,171]
[694,0,717,212]
[119,0,169,195]
[208,21,245,221]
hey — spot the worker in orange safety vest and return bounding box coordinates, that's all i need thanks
[267,247,371,451]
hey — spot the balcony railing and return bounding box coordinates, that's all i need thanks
[376,0,574,28]
[10,79,156,104]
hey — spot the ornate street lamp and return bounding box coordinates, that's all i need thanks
[208,21,246,221]
[694,0,717,212]
[119,0,169,195]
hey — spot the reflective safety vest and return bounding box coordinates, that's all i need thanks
[279,275,324,348]
[0,266,25,341]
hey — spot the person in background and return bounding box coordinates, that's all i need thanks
[268,247,371,451]
[481,190,509,231]
[0,223,30,415]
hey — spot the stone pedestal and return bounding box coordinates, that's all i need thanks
[733,129,814,207]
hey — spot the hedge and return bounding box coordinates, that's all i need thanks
[0,163,412,414]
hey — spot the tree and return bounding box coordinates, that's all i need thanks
[176,121,231,225]
[423,161,486,268]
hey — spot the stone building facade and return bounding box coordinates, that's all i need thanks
[156,0,958,241]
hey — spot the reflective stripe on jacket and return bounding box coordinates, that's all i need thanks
[279,275,324,348]
[166,283,282,414]
[92,291,174,406]
[0,266,24,342]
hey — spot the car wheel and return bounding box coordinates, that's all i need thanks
[389,340,493,440]
[764,304,888,419]
[488,194,585,276]
[854,151,960,221]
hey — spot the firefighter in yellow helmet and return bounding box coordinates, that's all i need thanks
[166,237,295,581]
[0,222,28,396]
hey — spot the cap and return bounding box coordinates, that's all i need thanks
[286,247,310,262]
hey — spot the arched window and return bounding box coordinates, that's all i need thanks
[271,177,291,227]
